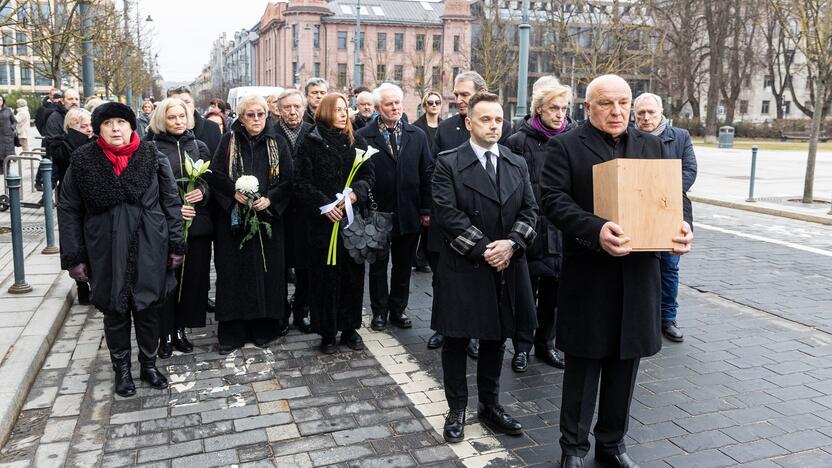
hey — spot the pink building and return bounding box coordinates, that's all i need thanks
[254,0,472,116]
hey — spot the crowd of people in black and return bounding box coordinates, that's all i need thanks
[52,69,696,468]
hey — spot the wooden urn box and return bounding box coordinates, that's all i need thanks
[592,158,683,251]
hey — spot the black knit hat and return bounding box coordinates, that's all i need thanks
[91,102,137,135]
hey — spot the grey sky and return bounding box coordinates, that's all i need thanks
[139,0,272,83]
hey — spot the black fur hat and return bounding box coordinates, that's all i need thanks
[91,102,137,135]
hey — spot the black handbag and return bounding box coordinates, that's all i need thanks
[341,190,393,264]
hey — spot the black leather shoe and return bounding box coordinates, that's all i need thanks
[340,331,365,350]
[294,315,312,334]
[466,338,479,359]
[561,455,584,468]
[158,335,173,359]
[277,323,290,337]
[206,298,215,313]
[173,328,193,353]
[662,320,684,342]
[537,348,566,369]
[139,363,168,389]
[477,403,522,435]
[320,338,337,354]
[443,407,466,443]
[512,351,529,373]
[427,332,444,349]
[595,451,639,468]
[218,345,239,355]
[371,313,388,331]
[254,337,275,349]
[112,357,135,398]
[389,311,412,329]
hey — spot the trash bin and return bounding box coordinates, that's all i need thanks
[719,126,734,149]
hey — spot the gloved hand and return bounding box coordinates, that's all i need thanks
[168,254,184,270]
[68,263,89,282]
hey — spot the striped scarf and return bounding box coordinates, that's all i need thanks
[227,130,281,185]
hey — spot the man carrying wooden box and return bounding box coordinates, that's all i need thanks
[540,74,693,468]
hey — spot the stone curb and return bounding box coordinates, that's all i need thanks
[0,272,75,447]
[690,195,832,225]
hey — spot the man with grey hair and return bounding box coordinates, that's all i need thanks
[353,90,375,130]
[356,82,432,331]
[303,77,329,124]
[633,92,697,344]
[427,70,514,356]
[541,75,692,468]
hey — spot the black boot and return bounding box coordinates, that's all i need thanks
[76,281,90,305]
[173,328,193,353]
[111,351,136,398]
[139,361,168,389]
[371,312,388,331]
[443,407,466,443]
[158,335,173,359]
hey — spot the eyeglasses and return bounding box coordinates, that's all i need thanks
[244,112,267,120]
[426,100,441,106]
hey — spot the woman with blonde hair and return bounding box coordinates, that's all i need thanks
[505,79,574,372]
[207,95,293,354]
[293,93,374,354]
[413,90,443,143]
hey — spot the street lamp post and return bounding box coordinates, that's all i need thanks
[295,21,301,87]
[353,0,362,91]
[123,0,132,106]
[79,0,94,98]
[515,0,530,120]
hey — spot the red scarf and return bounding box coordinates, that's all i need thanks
[97,131,141,176]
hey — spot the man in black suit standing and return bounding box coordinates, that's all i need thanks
[356,83,432,331]
[431,91,537,443]
[427,71,513,355]
[540,74,693,468]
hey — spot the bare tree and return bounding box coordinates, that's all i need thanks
[769,0,832,203]
[702,2,732,142]
[720,0,761,124]
[18,0,83,86]
[762,1,798,119]
[471,0,516,97]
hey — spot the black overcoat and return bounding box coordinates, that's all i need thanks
[275,120,314,268]
[58,140,186,314]
[430,142,538,340]
[539,123,691,360]
[207,121,293,324]
[356,118,432,236]
[193,111,222,156]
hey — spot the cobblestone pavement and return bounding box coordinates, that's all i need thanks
[2,202,832,467]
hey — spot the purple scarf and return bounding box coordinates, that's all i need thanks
[531,114,567,139]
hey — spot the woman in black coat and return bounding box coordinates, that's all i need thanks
[293,93,374,354]
[505,83,576,371]
[0,95,16,168]
[58,102,184,398]
[207,96,293,355]
[146,98,213,358]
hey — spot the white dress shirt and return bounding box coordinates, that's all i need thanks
[469,140,500,171]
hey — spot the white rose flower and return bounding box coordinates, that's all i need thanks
[235,175,260,195]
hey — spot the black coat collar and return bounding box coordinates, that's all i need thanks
[359,118,418,158]
[457,141,522,204]
[578,123,645,163]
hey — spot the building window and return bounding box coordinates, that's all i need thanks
[16,33,26,55]
[377,32,387,50]
[783,100,791,115]
[292,24,298,49]
[453,35,460,52]
[739,100,748,114]
[313,25,320,49]
[338,31,348,49]
[377,64,386,81]
[432,34,441,51]
[761,100,770,114]
[432,66,440,86]
[0,64,7,85]
[314,62,321,77]
[763,75,773,88]
[394,65,403,82]
[416,34,425,51]
[8,63,13,85]
[357,64,364,85]
[2,32,11,56]
[357,32,365,49]
[415,65,424,87]
[394,33,404,51]
[21,65,31,85]
[338,63,347,87]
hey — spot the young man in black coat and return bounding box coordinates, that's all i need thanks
[432,92,538,444]
[427,71,514,356]
[167,86,222,156]
[540,75,693,468]
[356,83,432,332]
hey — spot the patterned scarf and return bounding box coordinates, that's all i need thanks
[378,116,402,157]
[279,120,302,149]
[227,130,281,185]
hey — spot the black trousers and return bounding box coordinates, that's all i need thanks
[218,318,280,347]
[514,276,558,354]
[413,226,430,268]
[559,354,640,457]
[291,268,311,318]
[369,233,419,317]
[102,304,161,364]
[442,337,505,409]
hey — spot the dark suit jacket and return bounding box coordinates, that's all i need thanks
[356,118,432,236]
[540,123,690,360]
[432,113,513,156]
[193,112,222,157]
[430,141,538,340]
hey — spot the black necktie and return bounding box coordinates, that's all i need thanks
[484,150,497,187]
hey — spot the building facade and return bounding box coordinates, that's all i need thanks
[223,26,259,90]
[253,0,472,117]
